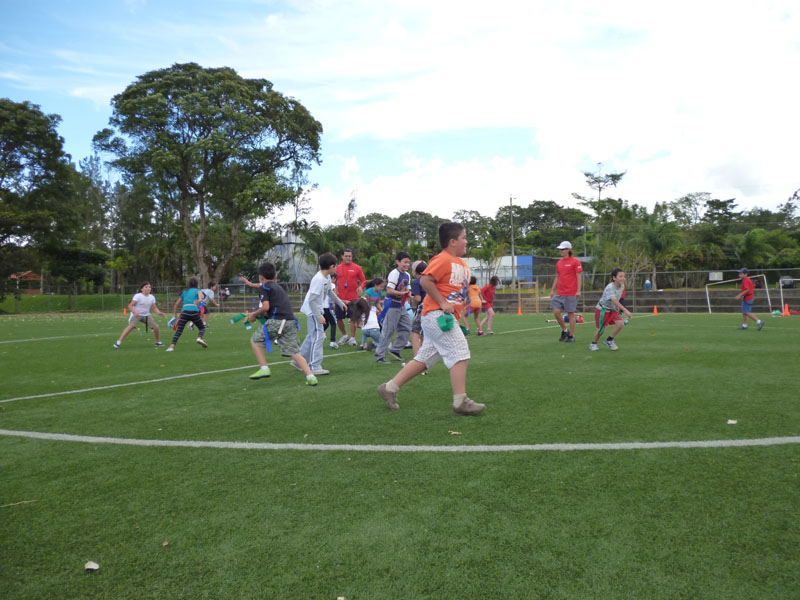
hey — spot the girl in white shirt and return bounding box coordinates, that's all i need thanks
[114,282,166,348]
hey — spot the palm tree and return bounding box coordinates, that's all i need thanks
[631,215,682,290]
[725,229,774,269]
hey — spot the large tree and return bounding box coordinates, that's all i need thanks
[0,98,78,296]
[94,62,322,285]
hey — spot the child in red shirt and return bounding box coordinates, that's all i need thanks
[478,276,499,335]
[735,268,764,330]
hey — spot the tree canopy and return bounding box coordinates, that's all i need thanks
[94,62,323,286]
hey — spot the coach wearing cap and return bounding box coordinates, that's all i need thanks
[551,240,583,343]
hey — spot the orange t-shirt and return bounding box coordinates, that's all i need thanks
[421,251,470,320]
[467,284,482,309]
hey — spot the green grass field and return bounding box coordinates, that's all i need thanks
[1,311,798,599]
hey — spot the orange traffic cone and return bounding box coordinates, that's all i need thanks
[652,305,658,315]
[123,308,127,315]
[783,304,790,317]
[517,304,522,316]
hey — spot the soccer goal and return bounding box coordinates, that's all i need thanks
[705,274,772,314]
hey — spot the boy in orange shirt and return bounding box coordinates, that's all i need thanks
[377,223,485,416]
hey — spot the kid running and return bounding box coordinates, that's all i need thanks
[589,268,632,351]
[166,277,207,352]
[460,276,483,335]
[377,222,485,416]
[479,276,499,335]
[247,262,318,386]
[113,282,166,348]
[375,251,413,363]
[298,252,347,375]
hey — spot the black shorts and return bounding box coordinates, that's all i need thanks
[335,302,354,321]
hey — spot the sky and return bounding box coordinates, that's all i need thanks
[2,0,800,229]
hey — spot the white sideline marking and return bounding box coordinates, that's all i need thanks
[0,333,107,344]
[1,428,798,452]
[0,324,559,404]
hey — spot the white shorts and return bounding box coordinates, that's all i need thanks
[415,310,471,369]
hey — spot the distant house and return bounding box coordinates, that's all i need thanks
[8,271,42,294]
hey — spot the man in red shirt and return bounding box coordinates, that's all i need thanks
[550,240,583,342]
[334,249,366,345]
[735,268,764,330]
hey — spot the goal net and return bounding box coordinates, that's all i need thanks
[705,274,772,313]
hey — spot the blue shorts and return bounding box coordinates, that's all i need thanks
[741,300,753,313]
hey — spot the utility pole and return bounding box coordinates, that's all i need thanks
[509,195,516,290]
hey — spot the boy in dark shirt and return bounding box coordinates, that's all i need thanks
[248,262,318,386]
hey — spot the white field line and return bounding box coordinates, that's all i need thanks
[1,428,798,452]
[0,323,561,404]
[0,333,108,344]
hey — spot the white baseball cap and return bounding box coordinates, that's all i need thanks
[556,241,572,250]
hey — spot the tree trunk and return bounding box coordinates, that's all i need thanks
[180,194,211,285]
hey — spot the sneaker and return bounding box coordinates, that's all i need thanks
[453,397,485,416]
[113,341,121,349]
[359,344,366,350]
[603,339,619,351]
[738,325,748,330]
[306,375,318,386]
[757,320,765,331]
[565,336,576,343]
[404,342,413,349]
[197,338,208,348]
[388,350,403,361]
[338,335,349,344]
[311,368,330,375]
[477,330,484,336]
[348,338,358,346]
[166,347,175,352]
[589,342,598,351]
[365,339,374,351]
[290,359,302,371]
[154,341,164,347]
[376,357,390,364]
[377,383,399,410]
[249,367,271,380]
[558,330,569,342]
[329,341,339,349]
[487,330,495,335]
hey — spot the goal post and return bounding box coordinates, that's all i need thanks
[705,274,771,313]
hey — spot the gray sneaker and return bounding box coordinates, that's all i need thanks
[311,368,330,375]
[589,342,599,351]
[603,339,619,351]
[196,338,208,348]
[757,320,765,331]
[377,383,399,410]
[453,397,485,416]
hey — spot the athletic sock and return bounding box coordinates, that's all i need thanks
[386,380,399,393]
[606,336,614,342]
[453,393,466,405]
[306,374,315,381]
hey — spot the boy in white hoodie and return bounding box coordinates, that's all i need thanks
[298,252,348,375]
